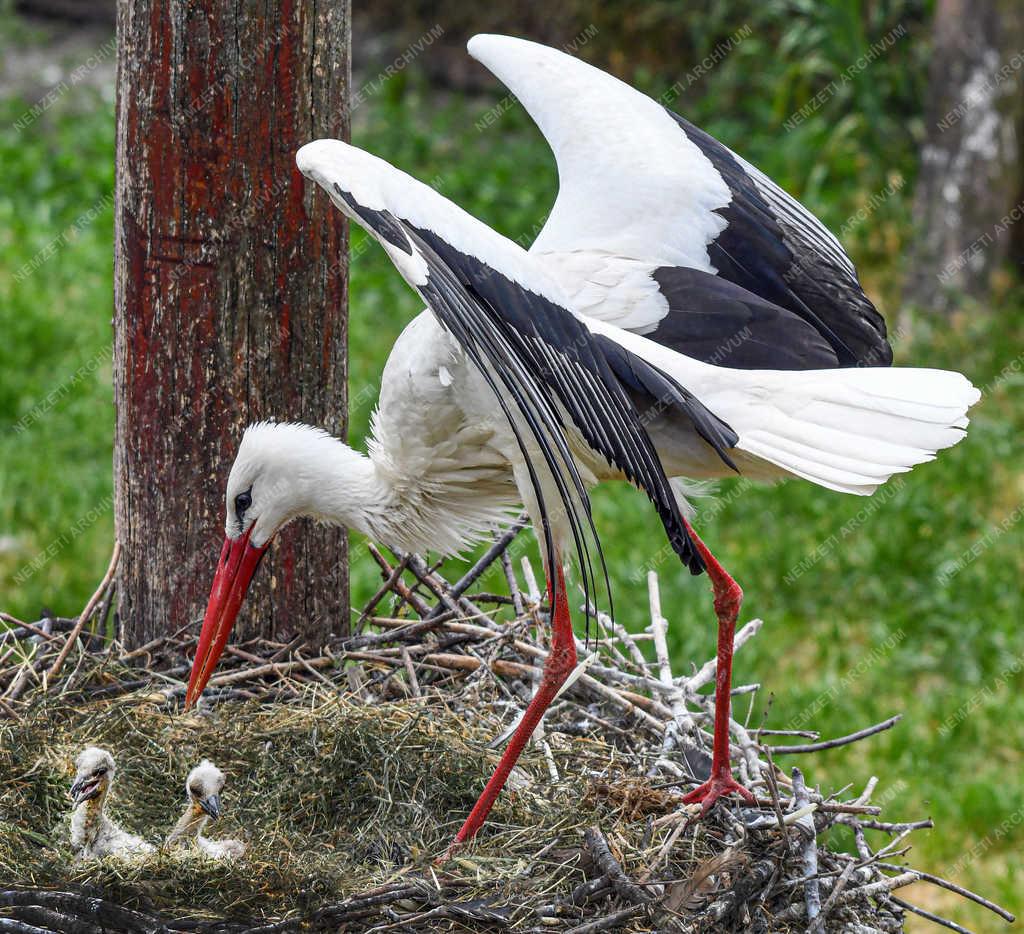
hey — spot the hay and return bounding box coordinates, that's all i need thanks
[1,689,592,921]
[0,536,1013,932]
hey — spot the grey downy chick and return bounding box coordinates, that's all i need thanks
[166,759,245,859]
[69,746,155,860]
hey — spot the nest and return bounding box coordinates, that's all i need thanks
[0,533,1014,932]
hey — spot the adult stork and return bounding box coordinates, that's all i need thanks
[186,36,980,853]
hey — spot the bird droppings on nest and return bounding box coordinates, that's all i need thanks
[0,538,1015,932]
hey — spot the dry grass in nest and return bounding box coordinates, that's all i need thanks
[0,686,717,929]
[0,539,1014,932]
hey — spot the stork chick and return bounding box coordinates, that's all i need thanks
[166,760,245,859]
[69,746,154,860]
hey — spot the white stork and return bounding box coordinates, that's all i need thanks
[186,35,980,854]
[69,747,155,860]
[165,760,245,859]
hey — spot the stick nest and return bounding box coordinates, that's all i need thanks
[0,536,1012,933]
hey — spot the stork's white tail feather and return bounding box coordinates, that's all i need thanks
[578,317,979,497]
[727,367,980,495]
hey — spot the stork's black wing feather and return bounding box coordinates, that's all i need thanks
[407,220,720,578]
[591,333,739,470]
[646,267,841,370]
[669,111,893,367]
[334,184,730,590]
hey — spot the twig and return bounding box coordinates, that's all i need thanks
[45,543,120,685]
[565,905,646,933]
[810,860,856,931]
[357,554,411,629]
[500,545,526,619]
[96,581,117,637]
[0,615,59,643]
[834,870,919,903]
[889,896,975,934]
[592,607,647,670]
[768,714,902,753]
[793,767,821,926]
[366,545,433,617]
[202,655,334,690]
[856,817,934,833]
[762,747,787,833]
[401,647,421,698]
[647,572,671,688]
[435,513,527,615]
[749,797,880,816]
[520,556,542,607]
[584,826,650,905]
[0,888,162,933]
[875,861,1015,922]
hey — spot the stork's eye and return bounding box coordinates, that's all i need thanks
[234,489,253,519]
[93,767,108,777]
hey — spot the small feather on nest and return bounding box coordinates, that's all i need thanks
[663,847,749,914]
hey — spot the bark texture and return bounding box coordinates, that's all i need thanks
[906,0,1024,310]
[113,0,350,647]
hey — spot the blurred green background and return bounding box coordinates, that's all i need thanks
[1,1,1021,927]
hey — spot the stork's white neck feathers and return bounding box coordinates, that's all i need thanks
[232,422,514,556]
[70,782,110,854]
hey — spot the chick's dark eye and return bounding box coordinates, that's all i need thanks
[234,489,252,519]
[93,767,108,777]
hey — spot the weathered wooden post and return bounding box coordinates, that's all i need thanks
[113,1,351,647]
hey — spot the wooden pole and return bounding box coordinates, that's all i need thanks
[113,0,351,647]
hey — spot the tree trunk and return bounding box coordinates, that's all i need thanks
[905,0,1024,311]
[113,0,350,648]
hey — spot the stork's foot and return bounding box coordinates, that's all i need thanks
[435,839,461,865]
[681,771,755,816]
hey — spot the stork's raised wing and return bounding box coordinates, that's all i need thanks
[297,139,739,593]
[467,33,892,368]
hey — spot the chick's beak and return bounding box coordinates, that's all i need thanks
[185,527,269,709]
[199,794,222,820]
[69,777,101,804]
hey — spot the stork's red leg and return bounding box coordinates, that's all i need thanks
[442,563,576,858]
[679,518,756,813]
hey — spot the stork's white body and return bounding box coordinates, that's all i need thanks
[226,34,982,564]
[290,131,976,558]
[70,801,154,860]
[70,803,153,861]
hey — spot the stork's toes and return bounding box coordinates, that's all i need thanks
[435,839,462,866]
[681,771,755,816]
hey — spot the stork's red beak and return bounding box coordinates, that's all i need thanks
[185,527,269,709]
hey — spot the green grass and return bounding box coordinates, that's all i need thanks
[2,23,1022,927]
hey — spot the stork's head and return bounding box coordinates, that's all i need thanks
[70,746,115,805]
[185,759,227,820]
[187,422,371,708]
